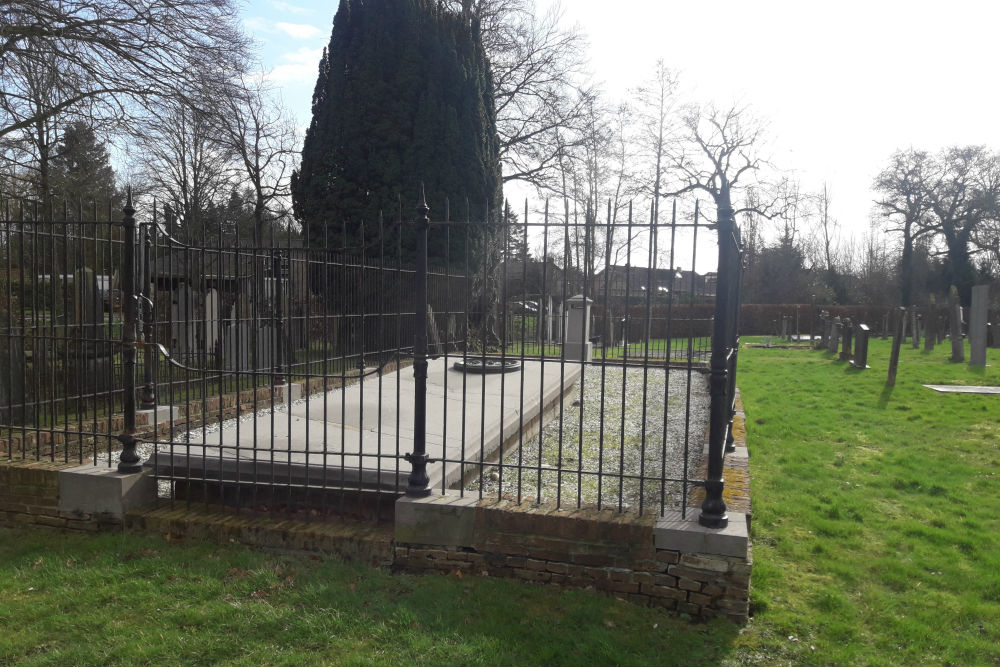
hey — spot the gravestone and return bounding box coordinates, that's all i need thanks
[204,288,220,355]
[563,294,593,362]
[817,311,829,350]
[839,318,853,362]
[554,301,563,344]
[851,324,871,369]
[969,285,988,366]
[427,305,443,356]
[924,306,936,352]
[545,295,554,343]
[0,327,29,424]
[990,321,1000,349]
[949,287,964,362]
[828,317,841,354]
[69,267,111,399]
[780,315,788,341]
[170,283,197,361]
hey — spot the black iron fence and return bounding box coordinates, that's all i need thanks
[1,190,743,527]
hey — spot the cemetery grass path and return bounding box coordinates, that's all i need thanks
[0,338,997,666]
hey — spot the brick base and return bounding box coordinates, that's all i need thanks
[0,460,122,532]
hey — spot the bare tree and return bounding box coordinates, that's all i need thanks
[631,60,679,231]
[450,0,592,190]
[217,73,299,235]
[924,146,1000,305]
[1,0,252,140]
[665,103,781,223]
[136,99,236,240]
[873,149,935,307]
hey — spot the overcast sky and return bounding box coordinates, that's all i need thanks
[243,0,1000,240]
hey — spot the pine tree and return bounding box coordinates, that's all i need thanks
[50,121,117,204]
[292,0,502,264]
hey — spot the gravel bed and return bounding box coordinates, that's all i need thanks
[465,365,710,512]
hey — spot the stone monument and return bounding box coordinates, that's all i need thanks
[563,294,593,362]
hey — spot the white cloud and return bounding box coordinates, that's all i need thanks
[243,16,273,34]
[268,0,313,15]
[267,47,324,84]
[275,22,323,40]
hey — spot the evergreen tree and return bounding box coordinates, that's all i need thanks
[292,0,502,264]
[50,121,116,204]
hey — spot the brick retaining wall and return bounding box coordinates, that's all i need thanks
[0,460,121,531]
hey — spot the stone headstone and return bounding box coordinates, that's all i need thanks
[223,323,274,371]
[780,315,788,341]
[949,287,964,362]
[204,288,220,354]
[852,324,871,369]
[545,295,554,343]
[924,307,936,352]
[839,318,853,362]
[828,317,841,354]
[427,305,443,356]
[170,283,197,360]
[554,301,564,344]
[817,311,829,350]
[69,267,111,399]
[563,294,593,362]
[0,328,29,425]
[969,284,989,366]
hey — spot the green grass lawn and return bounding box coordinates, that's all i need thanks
[1,337,998,666]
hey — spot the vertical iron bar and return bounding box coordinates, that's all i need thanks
[405,188,431,497]
[117,191,140,473]
[699,200,734,529]
[140,221,155,409]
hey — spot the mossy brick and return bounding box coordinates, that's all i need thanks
[649,596,678,610]
[652,573,678,588]
[715,597,749,613]
[642,584,687,601]
[688,591,712,606]
[725,585,750,601]
[655,549,680,564]
[34,515,68,528]
[677,578,702,592]
[702,583,725,597]
[668,565,722,583]
[679,553,731,573]
[678,602,701,616]
[599,580,639,595]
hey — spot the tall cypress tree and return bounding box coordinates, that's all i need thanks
[292,0,502,263]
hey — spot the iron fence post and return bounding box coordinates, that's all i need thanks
[139,220,156,409]
[406,189,431,497]
[725,225,743,453]
[272,250,286,386]
[117,190,141,473]
[700,203,737,529]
